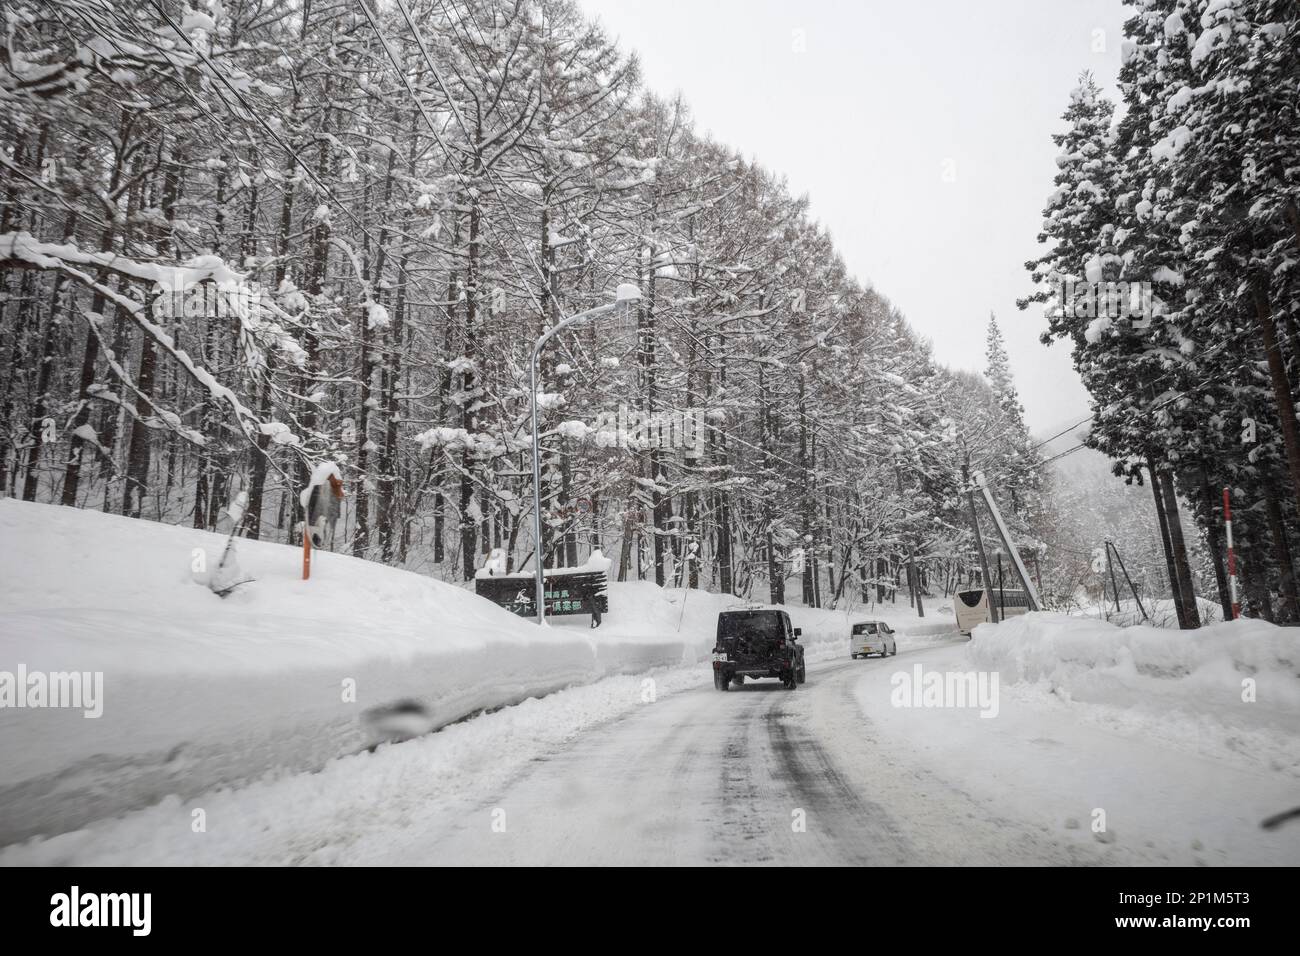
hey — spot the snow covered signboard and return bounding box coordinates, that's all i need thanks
[475,552,611,626]
[475,571,610,626]
[301,462,345,548]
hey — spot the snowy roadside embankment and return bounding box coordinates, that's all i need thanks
[967,612,1300,776]
[851,611,1300,865]
[0,661,720,866]
[0,499,850,845]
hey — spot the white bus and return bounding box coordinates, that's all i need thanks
[954,587,1031,635]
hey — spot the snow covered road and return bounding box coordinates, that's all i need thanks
[371,657,920,866]
[362,643,1122,866]
[4,623,1297,866]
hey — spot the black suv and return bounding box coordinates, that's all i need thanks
[712,608,806,690]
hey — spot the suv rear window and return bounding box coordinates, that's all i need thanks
[852,623,879,635]
[717,611,786,642]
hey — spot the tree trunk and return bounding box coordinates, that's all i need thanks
[121,137,185,519]
[61,111,134,507]
[22,211,78,501]
[432,218,459,566]
[1158,468,1201,628]
[1148,464,1188,628]
[121,333,158,518]
[1265,485,1300,623]
[1251,279,1300,523]
[1239,537,1274,622]
[459,152,483,581]
[243,380,273,540]
[1198,473,1234,622]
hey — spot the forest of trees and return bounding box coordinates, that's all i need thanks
[0,0,1052,609]
[1023,0,1299,625]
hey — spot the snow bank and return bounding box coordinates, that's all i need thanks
[970,611,1300,714]
[963,612,1300,782]
[850,612,1300,864]
[0,661,721,866]
[0,499,850,845]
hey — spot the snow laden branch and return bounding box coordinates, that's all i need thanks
[0,232,306,454]
[329,235,390,331]
[0,4,199,103]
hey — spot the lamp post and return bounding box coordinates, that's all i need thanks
[529,283,641,624]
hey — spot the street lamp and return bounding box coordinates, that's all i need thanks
[529,283,641,624]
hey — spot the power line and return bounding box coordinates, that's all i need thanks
[1036,442,1088,468]
[993,322,1281,484]
[1028,415,1091,452]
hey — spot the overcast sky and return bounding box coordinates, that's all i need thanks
[579,0,1129,435]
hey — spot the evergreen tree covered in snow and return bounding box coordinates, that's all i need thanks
[1024,0,1300,624]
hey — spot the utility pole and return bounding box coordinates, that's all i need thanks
[1108,541,1150,622]
[1149,463,1188,629]
[997,552,1006,618]
[1104,539,1122,614]
[974,470,1042,610]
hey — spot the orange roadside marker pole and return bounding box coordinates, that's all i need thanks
[303,527,312,580]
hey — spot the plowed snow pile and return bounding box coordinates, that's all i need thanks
[968,612,1300,775]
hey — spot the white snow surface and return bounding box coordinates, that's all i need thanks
[474,547,612,581]
[0,580,950,864]
[965,612,1300,773]
[852,612,1300,865]
[0,499,852,846]
[3,501,1297,865]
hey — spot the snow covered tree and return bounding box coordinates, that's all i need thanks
[0,0,1064,613]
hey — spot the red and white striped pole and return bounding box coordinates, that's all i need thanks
[1223,486,1240,620]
